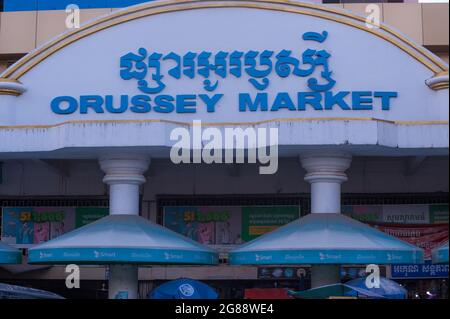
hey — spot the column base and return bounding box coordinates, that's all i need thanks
[108,265,139,299]
[311,265,341,288]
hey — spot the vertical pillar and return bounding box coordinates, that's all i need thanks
[300,152,352,288]
[99,155,150,299]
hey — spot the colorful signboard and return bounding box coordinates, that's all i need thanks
[163,206,300,245]
[343,204,449,224]
[429,204,450,224]
[1,207,108,246]
[241,206,300,242]
[75,207,109,228]
[371,223,449,260]
[163,206,242,245]
[343,204,449,279]
[391,260,449,279]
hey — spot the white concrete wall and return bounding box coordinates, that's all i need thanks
[0,156,448,220]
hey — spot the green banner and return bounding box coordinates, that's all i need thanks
[429,204,449,224]
[241,206,300,242]
[75,207,108,228]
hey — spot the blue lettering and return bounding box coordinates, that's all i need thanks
[352,91,373,110]
[199,94,223,113]
[271,92,296,111]
[374,91,397,110]
[80,95,104,114]
[130,95,151,113]
[324,91,350,110]
[51,96,78,114]
[176,94,197,113]
[105,95,128,113]
[298,92,322,110]
[153,95,174,113]
[239,93,268,112]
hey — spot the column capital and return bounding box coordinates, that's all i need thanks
[300,152,352,184]
[99,155,150,185]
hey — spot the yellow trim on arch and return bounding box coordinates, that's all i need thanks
[0,117,447,130]
[0,0,448,81]
[0,89,21,96]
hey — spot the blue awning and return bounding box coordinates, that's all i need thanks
[0,242,22,264]
[28,215,218,265]
[230,213,424,265]
[432,242,449,264]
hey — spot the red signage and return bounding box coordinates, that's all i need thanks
[370,223,449,260]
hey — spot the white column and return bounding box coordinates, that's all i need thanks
[300,152,352,214]
[310,265,341,288]
[99,155,150,299]
[108,265,139,299]
[300,152,352,288]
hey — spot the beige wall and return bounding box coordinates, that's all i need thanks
[422,3,450,46]
[0,8,112,55]
[0,4,448,63]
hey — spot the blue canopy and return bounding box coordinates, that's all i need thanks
[149,278,218,299]
[288,283,381,299]
[0,242,22,264]
[432,242,449,264]
[344,276,407,299]
[0,282,64,299]
[28,215,218,265]
[230,213,424,265]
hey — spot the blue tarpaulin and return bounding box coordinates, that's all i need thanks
[0,283,64,299]
[0,242,22,264]
[289,277,407,299]
[149,278,218,299]
[432,242,449,264]
[344,276,407,299]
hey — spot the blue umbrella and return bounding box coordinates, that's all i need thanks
[230,213,424,265]
[0,242,22,264]
[432,242,449,264]
[149,278,218,299]
[344,276,407,299]
[28,215,218,265]
[0,283,64,299]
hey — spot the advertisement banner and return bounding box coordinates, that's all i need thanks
[1,207,75,245]
[382,205,430,224]
[163,205,300,244]
[75,207,109,228]
[1,207,108,246]
[163,206,242,245]
[343,204,448,225]
[241,206,300,242]
[342,205,383,223]
[371,223,449,260]
[391,260,449,279]
[429,204,449,224]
